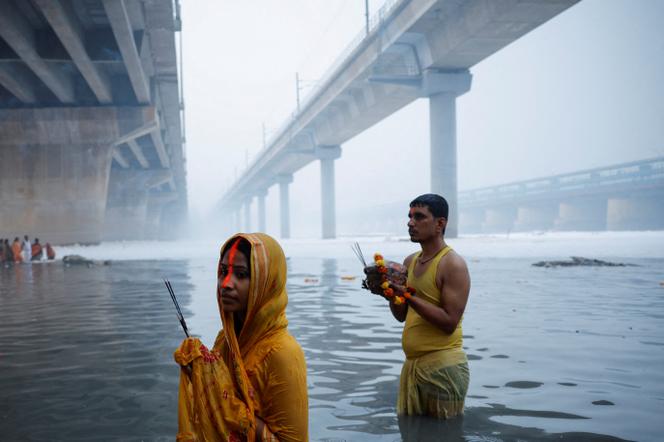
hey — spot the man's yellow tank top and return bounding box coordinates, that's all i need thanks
[402,246,463,359]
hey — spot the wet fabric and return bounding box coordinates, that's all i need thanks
[174,233,308,441]
[397,348,469,418]
[403,246,463,359]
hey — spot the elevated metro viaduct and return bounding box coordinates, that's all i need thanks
[334,156,664,235]
[217,0,581,239]
[0,0,186,245]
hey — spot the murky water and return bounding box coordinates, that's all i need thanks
[1,252,663,441]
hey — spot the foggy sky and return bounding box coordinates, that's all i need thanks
[181,0,664,237]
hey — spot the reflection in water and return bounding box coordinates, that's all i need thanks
[2,255,662,441]
[0,261,191,440]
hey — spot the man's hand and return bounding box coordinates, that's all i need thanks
[363,261,407,297]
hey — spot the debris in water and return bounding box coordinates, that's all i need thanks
[532,256,635,268]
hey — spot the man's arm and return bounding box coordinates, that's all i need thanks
[406,253,470,334]
[388,254,415,322]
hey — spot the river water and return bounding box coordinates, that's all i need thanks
[1,232,663,441]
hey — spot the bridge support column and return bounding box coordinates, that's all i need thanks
[607,194,664,230]
[554,198,607,231]
[256,190,267,233]
[316,145,342,239]
[425,70,472,238]
[243,198,252,232]
[513,202,559,232]
[459,208,485,234]
[234,207,242,232]
[482,206,517,233]
[0,107,153,244]
[277,174,293,239]
[104,170,148,241]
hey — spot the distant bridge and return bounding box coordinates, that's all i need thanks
[335,156,664,235]
[217,0,581,239]
[0,0,186,244]
[459,156,664,232]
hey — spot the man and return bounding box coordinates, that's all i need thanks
[31,238,43,261]
[12,237,23,263]
[22,235,31,263]
[368,193,471,419]
[46,242,56,260]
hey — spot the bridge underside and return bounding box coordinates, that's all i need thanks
[0,0,186,245]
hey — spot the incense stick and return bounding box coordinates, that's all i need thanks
[164,279,190,337]
[351,242,367,267]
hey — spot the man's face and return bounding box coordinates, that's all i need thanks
[407,205,445,242]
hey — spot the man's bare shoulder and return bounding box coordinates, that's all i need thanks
[439,249,469,276]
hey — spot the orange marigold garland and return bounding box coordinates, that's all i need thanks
[373,253,415,305]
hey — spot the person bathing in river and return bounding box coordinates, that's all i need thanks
[365,194,471,419]
[174,233,308,441]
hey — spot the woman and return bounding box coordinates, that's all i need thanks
[174,233,308,441]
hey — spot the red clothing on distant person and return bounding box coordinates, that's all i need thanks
[31,243,43,261]
[12,241,23,263]
[46,243,56,260]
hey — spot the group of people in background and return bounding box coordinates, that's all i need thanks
[0,235,55,264]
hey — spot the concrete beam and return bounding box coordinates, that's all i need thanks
[34,0,113,104]
[145,170,173,188]
[150,130,171,168]
[113,121,158,146]
[112,147,130,168]
[102,0,151,103]
[0,64,37,103]
[126,139,149,168]
[0,1,74,103]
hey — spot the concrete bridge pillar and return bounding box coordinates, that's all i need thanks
[482,206,517,233]
[0,107,153,244]
[607,194,664,230]
[104,170,148,241]
[513,202,559,232]
[425,70,472,238]
[316,145,342,239]
[243,198,252,232]
[459,208,485,234]
[234,207,242,233]
[277,174,293,239]
[554,198,607,231]
[145,196,164,240]
[255,190,268,233]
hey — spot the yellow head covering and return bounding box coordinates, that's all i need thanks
[214,233,290,410]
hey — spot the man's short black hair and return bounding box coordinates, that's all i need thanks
[409,194,449,219]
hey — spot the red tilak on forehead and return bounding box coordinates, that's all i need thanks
[221,238,242,289]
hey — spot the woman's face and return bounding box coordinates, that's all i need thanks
[219,249,250,315]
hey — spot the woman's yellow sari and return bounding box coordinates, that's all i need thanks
[174,233,308,441]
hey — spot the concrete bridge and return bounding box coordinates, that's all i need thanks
[459,156,664,233]
[0,0,186,244]
[217,0,581,239]
[333,156,664,235]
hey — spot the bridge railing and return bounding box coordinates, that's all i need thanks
[246,0,408,175]
[460,156,664,205]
